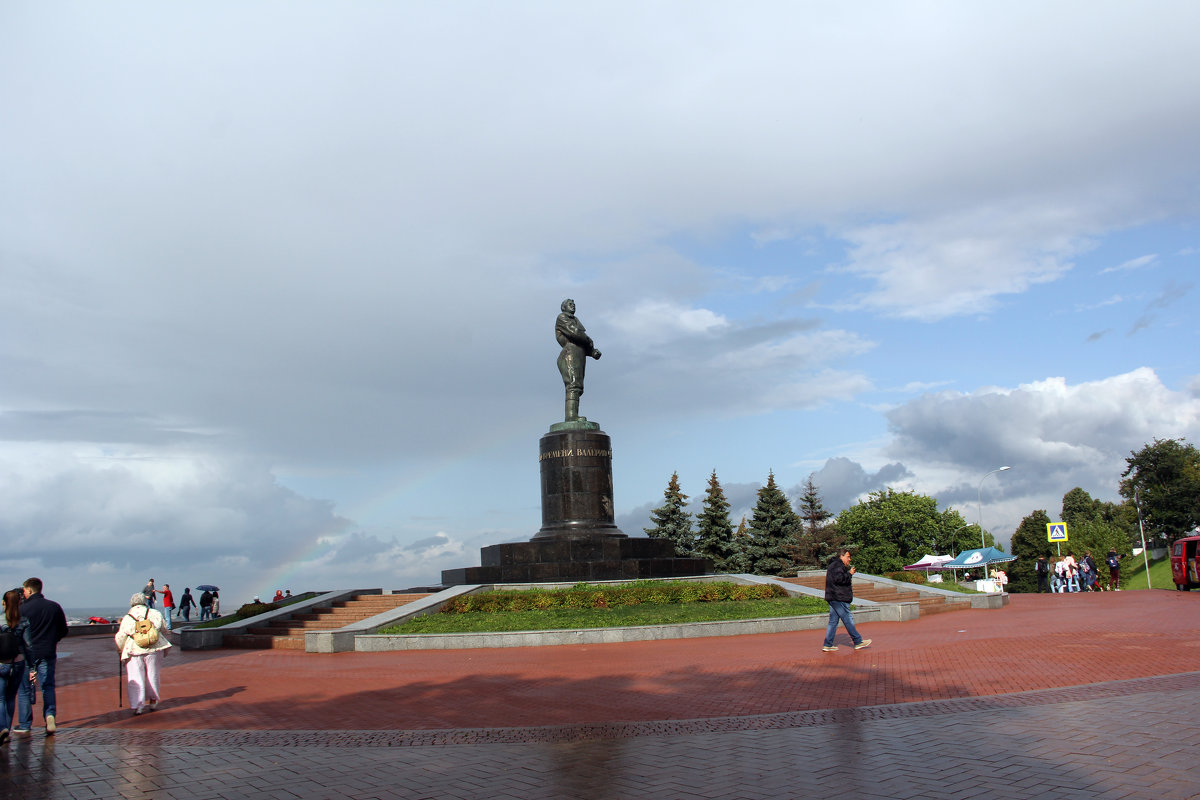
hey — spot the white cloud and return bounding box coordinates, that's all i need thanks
[832,204,1092,321]
[606,300,730,345]
[1100,254,1157,274]
[879,368,1200,533]
[1076,295,1124,312]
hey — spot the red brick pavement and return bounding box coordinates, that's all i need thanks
[50,590,1200,734]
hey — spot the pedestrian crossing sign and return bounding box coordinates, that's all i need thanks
[1047,522,1069,542]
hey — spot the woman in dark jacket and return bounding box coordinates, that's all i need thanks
[177,588,196,622]
[1,588,34,743]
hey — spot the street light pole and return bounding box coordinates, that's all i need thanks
[1134,487,1152,590]
[977,466,1012,550]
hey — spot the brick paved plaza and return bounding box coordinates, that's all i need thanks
[2,591,1199,799]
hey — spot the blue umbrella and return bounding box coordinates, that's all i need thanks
[195,584,219,592]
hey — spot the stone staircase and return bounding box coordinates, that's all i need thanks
[225,593,431,650]
[783,575,969,616]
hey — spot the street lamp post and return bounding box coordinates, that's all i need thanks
[977,466,1012,550]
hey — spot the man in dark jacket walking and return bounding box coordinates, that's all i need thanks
[20,577,68,735]
[822,549,871,652]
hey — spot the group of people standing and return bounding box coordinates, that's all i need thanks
[140,578,219,623]
[1036,550,1123,592]
[1,577,68,744]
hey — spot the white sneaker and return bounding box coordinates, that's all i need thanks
[822,645,838,652]
[854,639,872,650]
[45,715,55,735]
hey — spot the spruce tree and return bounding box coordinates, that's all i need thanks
[788,476,843,569]
[725,515,752,573]
[745,471,801,575]
[695,470,735,571]
[644,471,696,557]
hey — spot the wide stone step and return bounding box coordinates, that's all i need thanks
[225,593,430,649]
[784,576,971,613]
[224,633,306,650]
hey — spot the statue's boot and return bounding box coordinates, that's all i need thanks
[565,395,580,421]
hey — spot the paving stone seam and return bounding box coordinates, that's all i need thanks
[45,669,1200,749]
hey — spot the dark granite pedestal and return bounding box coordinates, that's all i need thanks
[441,424,712,586]
[441,536,711,585]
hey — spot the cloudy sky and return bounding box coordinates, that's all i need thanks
[3,2,1198,608]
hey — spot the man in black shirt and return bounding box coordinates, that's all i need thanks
[20,577,68,736]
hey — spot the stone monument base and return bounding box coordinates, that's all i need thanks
[441,536,711,585]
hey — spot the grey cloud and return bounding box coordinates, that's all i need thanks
[1128,281,1193,336]
[798,458,914,515]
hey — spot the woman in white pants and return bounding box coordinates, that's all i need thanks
[115,593,172,715]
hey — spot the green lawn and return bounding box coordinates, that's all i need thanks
[379,595,829,635]
[1115,554,1174,590]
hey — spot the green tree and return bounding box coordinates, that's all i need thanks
[788,476,843,569]
[745,471,801,575]
[695,470,736,571]
[1120,438,1200,544]
[726,515,751,573]
[1008,509,1053,593]
[1061,486,1138,552]
[936,510,986,557]
[644,472,695,557]
[836,489,984,575]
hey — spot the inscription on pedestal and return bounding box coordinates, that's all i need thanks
[535,428,625,540]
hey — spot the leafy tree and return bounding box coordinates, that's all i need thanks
[695,470,737,571]
[1120,438,1200,544]
[836,489,988,575]
[1061,487,1096,527]
[644,472,695,557]
[745,471,801,575]
[1008,509,1053,593]
[936,510,989,556]
[788,477,843,569]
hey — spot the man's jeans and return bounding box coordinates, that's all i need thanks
[162,608,173,631]
[200,607,212,622]
[29,657,57,721]
[824,600,863,647]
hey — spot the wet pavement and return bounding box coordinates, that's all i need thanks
[2,591,1199,799]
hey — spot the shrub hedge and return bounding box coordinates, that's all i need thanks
[441,580,788,614]
[884,571,927,585]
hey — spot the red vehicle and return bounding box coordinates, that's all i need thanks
[1170,534,1200,591]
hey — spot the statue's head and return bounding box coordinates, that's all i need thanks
[561,298,575,313]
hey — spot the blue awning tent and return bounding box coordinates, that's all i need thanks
[943,547,1016,574]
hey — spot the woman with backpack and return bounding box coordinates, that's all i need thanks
[1,588,34,744]
[115,592,172,716]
